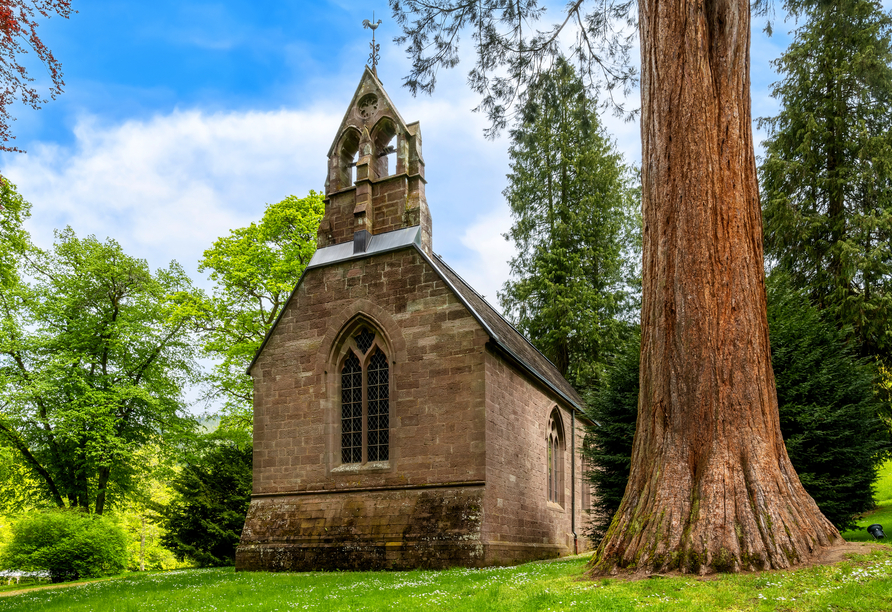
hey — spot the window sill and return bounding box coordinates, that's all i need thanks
[547,501,565,512]
[331,461,391,474]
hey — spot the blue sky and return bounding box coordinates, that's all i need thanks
[0,0,810,308]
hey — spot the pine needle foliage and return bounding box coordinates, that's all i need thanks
[389,0,638,137]
[759,0,892,367]
[498,59,639,389]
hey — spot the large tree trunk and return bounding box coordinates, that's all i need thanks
[588,0,842,575]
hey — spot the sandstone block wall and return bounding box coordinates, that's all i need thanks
[238,245,592,572]
[482,350,591,563]
[249,248,488,496]
[238,248,490,570]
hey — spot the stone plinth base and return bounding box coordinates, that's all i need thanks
[236,486,485,571]
[235,485,571,571]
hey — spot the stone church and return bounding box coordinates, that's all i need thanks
[235,67,594,571]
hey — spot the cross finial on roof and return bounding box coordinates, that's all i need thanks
[362,12,382,75]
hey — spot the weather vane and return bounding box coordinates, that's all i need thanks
[362,12,382,74]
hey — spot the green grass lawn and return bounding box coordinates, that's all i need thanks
[3,549,892,612]
[841,459,892,543]
[5,462,892,611]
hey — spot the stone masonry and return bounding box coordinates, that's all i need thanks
[235,67,593,572]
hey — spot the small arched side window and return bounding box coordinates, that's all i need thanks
[547,408,565,506]
[339,327,390,464]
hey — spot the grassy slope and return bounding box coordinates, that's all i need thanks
[3,550,892,612]
[4,463,892,611]
[841,459,892,543]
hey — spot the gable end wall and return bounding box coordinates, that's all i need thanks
[237,248,490,570]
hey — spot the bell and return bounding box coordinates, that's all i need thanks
[867,524,885,540]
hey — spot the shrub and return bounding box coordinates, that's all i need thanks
[0,509,128,582]
[582,330,640,542]
[160,431,252,567]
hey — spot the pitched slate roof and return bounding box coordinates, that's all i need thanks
[249,227,586,413]
[422,252,585,411]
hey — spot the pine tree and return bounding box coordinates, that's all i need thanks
[759,0,892,366]
[498,59,639,389]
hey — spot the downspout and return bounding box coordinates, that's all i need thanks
[571,409,577,554]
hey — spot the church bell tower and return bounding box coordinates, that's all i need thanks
[319,67,432,255]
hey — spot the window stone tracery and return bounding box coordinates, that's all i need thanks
[547,409,565,506]
[338,326,390,465]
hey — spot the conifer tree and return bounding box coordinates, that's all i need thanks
[498,59,639,389]
[759,0,892,366]
[582,329,639,541]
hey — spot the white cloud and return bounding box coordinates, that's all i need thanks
[2,108,342,281]
[457,205,514,312]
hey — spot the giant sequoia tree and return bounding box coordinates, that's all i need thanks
[585,280,891,538]
[391,0,841,574]
[759,0,892,366]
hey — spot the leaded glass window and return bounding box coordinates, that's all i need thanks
[355,328,375,354]
[339,329,390,465]
[547,411,564,505]
[367,349,390,461]
[341,353,363,463]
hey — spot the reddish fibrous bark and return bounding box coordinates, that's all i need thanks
[588,0,842,575]
[0,0,72,152]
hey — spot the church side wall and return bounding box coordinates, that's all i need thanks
[481,349,592,566]
[238,248,490,571]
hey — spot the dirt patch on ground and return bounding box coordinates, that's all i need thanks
[0,576,118,598]
[801,541,885,568]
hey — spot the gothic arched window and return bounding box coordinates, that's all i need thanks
[340,327,390,464]
[547,409,565,505]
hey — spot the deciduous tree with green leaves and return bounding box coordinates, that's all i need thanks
[0,228,199,514]
[759,0,892,366]
[498,59,639,389]
[198,192,324,428]
[0,179,30,290]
